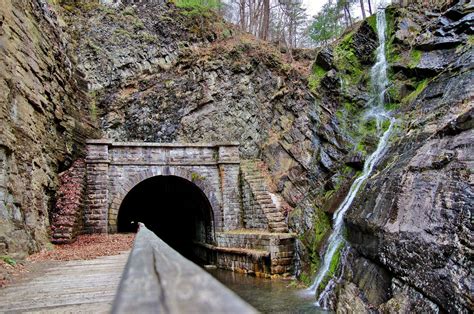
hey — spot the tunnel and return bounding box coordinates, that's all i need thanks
[117,175,214,262]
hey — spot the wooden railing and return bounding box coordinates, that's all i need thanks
[112,223,257,313]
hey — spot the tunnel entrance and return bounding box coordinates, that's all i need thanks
[117,175,214,262]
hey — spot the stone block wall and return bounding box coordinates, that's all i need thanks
[85,142,110,233]
[51,159,86,244]
[215,232,295,275]
[215,249,271,276]
[85,140,241,234]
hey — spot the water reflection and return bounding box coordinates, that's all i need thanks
[207,269,325,313]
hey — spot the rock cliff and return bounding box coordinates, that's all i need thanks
[0,0,472,311]
[310,2,472,312]
[0,0,97,258]
[61,0,356,277]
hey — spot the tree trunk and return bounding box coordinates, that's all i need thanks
[261,0,270,40]
[360,0,366,18]
[367,0,373,14]
[240,0,246,31]
[343,7,349,27]
[345,4,352,26]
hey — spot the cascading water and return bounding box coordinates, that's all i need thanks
[306,2,394,305]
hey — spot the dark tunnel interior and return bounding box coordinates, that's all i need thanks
[117,175,214,261]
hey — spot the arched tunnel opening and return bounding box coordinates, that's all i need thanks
[117,175,214,263]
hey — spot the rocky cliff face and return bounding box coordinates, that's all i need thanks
[1,0,471,311]
[315,2,473,312]
[61,1,357,277]
[0,0,97,258]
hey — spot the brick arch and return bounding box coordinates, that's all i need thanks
[108,167,221,234]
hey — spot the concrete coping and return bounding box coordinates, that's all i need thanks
[86,139,240,147]
[218,230,297,239]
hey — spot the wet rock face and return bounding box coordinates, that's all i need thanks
[344,3,473,311]
[351,21,378,65]
[0,0,97,258]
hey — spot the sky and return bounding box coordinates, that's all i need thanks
[302,0,389,19]
[301,0,326,18]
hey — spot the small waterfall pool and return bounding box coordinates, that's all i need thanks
[207,269,326,313]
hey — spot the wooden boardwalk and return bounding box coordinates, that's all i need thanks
[0,252,129,313]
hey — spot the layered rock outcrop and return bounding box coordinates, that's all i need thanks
[327,2,473,312]
[63,1,354,277]
[0,0,97,258]
[0,0,471,311]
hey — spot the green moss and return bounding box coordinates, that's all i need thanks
[114,28,132,38]
[385,7,399,64]
[308,65,328,91]
[295,205,332,286]
[408,49,422,68]
[122,6,136,16]
[333,33,364,84]
[299,272,313,286]
[132,19,145,30]
[191,172,205,182]
[402,79,428,104]
[137,32,158,44]
[468,35,474,46]
[222,28,232,39]
[318,242,344,291]
[59,0,100,12]
[1,255,17,266]
[312,207,331,246]
[95,4,115,15]
[384,102,400,111]
[387,84,400,102]
[366,14,377,32]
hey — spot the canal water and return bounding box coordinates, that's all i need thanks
[207,269,325,313]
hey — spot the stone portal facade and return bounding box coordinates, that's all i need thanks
[85,140,241,233]
[84,139,295,276]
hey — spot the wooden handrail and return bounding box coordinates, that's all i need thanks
[112,223,258,314]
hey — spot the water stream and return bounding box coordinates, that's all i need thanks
[307,3,394,304]
[208,269,325,313]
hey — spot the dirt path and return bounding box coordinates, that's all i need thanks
[0,252,129,313]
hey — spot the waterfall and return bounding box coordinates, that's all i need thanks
[306,3,394,304]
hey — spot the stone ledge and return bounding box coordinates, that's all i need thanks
[195,242,270,258]
[86,139,240,147]
[85,161,240,165]
[218,230,296,239]
[85,159,110,164]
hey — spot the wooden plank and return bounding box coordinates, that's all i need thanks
[112,223,258,314]
[0,253,128,313]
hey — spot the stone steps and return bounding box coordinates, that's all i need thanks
[240,160,288,233]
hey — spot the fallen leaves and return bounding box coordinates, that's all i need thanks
[28,233,136,262]
[0,233,135,288]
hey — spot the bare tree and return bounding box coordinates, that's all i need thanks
[360,0,366,18]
